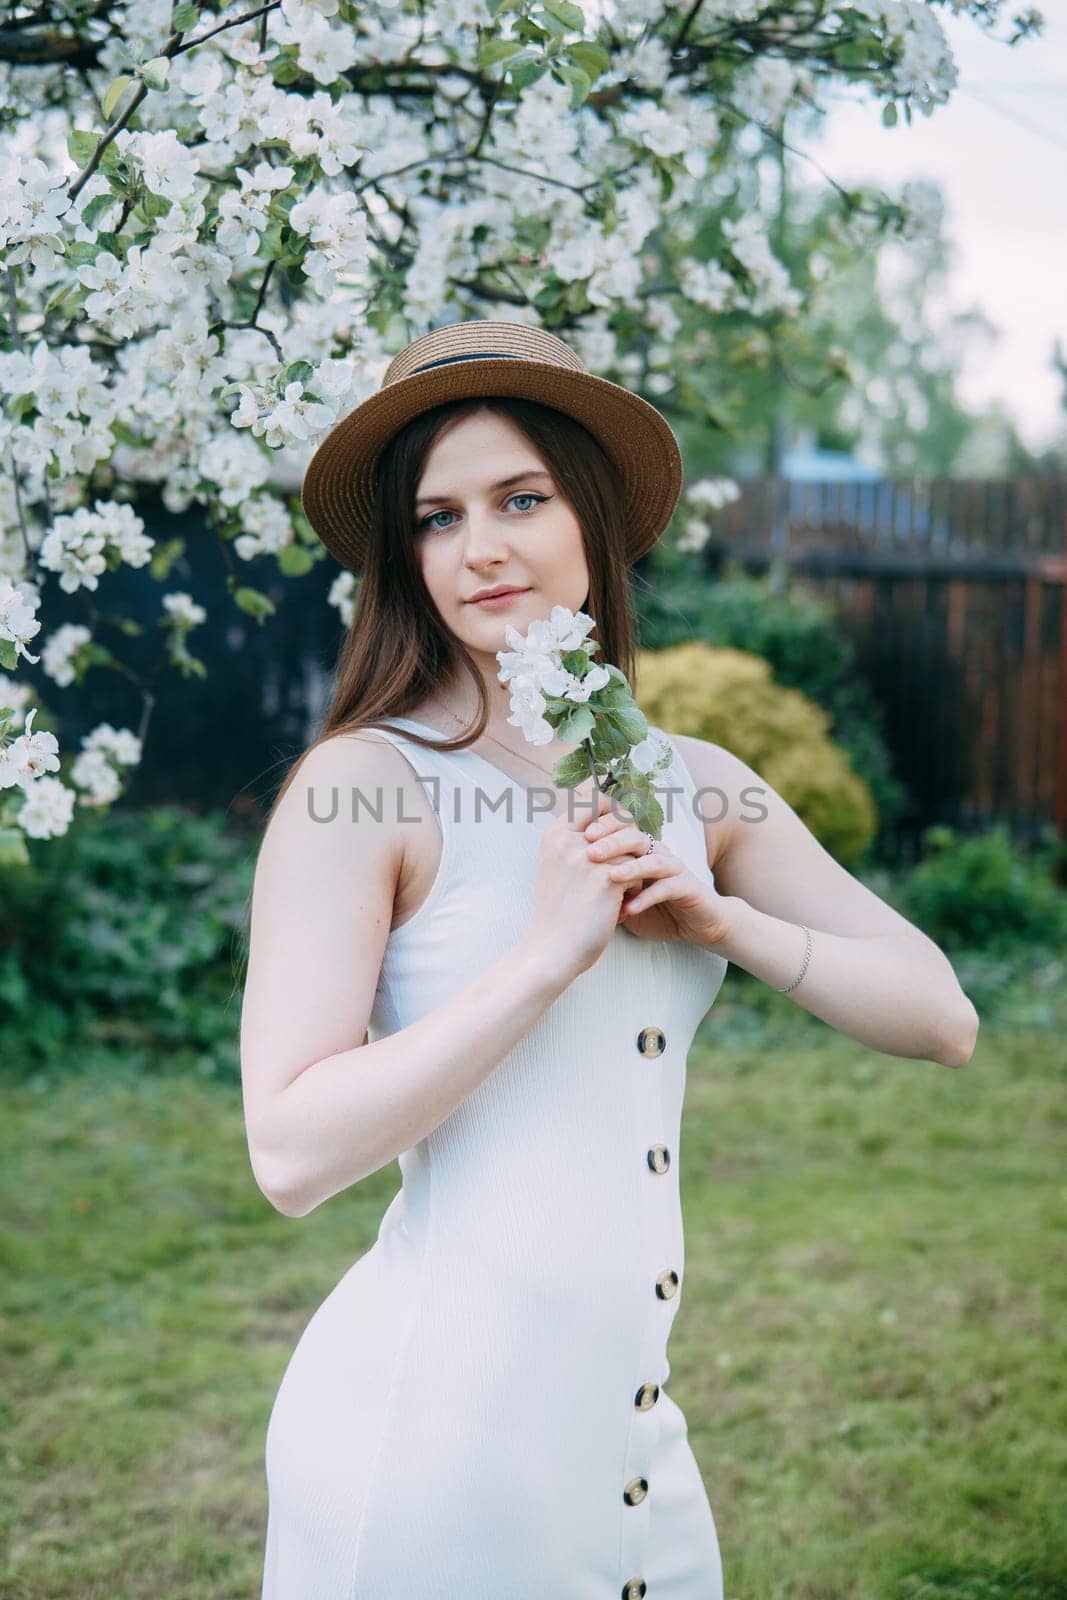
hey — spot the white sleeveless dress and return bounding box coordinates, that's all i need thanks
[260,716,729,1600]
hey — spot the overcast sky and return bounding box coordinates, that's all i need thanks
[805,6,1066,451]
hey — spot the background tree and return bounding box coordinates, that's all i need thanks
[0,0,1043,856]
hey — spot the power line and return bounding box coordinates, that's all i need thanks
[957,82,1067,150]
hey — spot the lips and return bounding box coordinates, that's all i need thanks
[469,587,530,603]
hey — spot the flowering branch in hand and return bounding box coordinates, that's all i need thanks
[496,605,674,840]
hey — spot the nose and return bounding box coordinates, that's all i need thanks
[461,504,511,565]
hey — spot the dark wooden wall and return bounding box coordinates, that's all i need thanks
[707,477,1067,848]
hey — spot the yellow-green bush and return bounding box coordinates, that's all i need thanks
[636,641,878,867]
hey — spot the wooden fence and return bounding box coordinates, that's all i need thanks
[33,479,1064,855]
[705,477,1067,854]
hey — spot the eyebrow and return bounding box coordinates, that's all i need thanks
[415,468,554,508]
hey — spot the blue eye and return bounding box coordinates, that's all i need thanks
[417,491,549,533]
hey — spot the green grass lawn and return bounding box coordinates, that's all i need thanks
[2,1001,1064,1599]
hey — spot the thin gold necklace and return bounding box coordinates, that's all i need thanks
[435,704,566,785]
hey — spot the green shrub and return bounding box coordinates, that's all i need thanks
[0,805,254,1077]
[636,562,907,846]
[897,824,1067,953]
[636,639,878,867]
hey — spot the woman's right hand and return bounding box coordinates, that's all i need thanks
[524,783,639,979]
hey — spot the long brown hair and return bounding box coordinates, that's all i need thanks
[265,395,640,829]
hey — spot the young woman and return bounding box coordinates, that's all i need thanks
[241,320,978,1600]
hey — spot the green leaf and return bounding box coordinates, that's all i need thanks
[44,280,77,315]
[0,828,30,869]
[0,640,18,671]
[102,76,134,122]
[542,0,585,27]
[552,58,592,106]
[594,684,633,710]
[284,360,314,386]
[80,192,119,230]
[835,39,878,69]
[882,101,898,128]
[172,3,200,29]
[590,718,632,761]
[633,791,664,840]
[510,59,550,89]
[272,56,304,85]
[607,703,649,744]
[260,218,287,260]
[277,543,314,576]
[552,746,593,787]
[479,36,528,67]
[63,240,101,266]
[532,281,566,309]
[136,188,172,220]
[138,56,171,92]
[555,704,596,743]
[232,586,277,623]
[67,129,99,166]
[149,537,186,580]
[567,40,610,78]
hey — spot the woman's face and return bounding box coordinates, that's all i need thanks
[412,408,590,665]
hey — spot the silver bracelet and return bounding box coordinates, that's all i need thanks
[776,923,813,994]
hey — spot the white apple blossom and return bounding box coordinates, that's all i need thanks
[16,774,75,839]
[113,129,202,202]
[70,746,123,806]
[231,378,336,452]
[163,592,207,628]
[41,622,92,687]
[723,214,803,316]
[733,57,800,126]
[870,0,957,111]
[0,707,59,789]
[0,155,72,270]
[234,496,295,562]
[496,606,673,834]
[506,678,555,746]
[0,579,42,664]
[0,674,35,719]
[199,431,272,509]
[629,732,675,778]
[676,518,711,554]
[686,477,742,511]
[619,100,690,162]
[217,162,296,260]
[291,12,362,86]
[82,722,142,765]
[678,256,737,313]
[328,570,357,627]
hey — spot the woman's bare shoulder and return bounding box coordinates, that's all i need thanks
[273,727,428,820]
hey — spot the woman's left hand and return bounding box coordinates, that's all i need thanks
[584,808,735,949]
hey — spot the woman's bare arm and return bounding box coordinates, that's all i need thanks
[240,735,573,1218]
[673,734,979,1068]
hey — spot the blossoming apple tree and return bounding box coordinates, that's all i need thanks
[0,0,1041,854]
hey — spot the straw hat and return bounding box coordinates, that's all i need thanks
[300,319,684,575]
